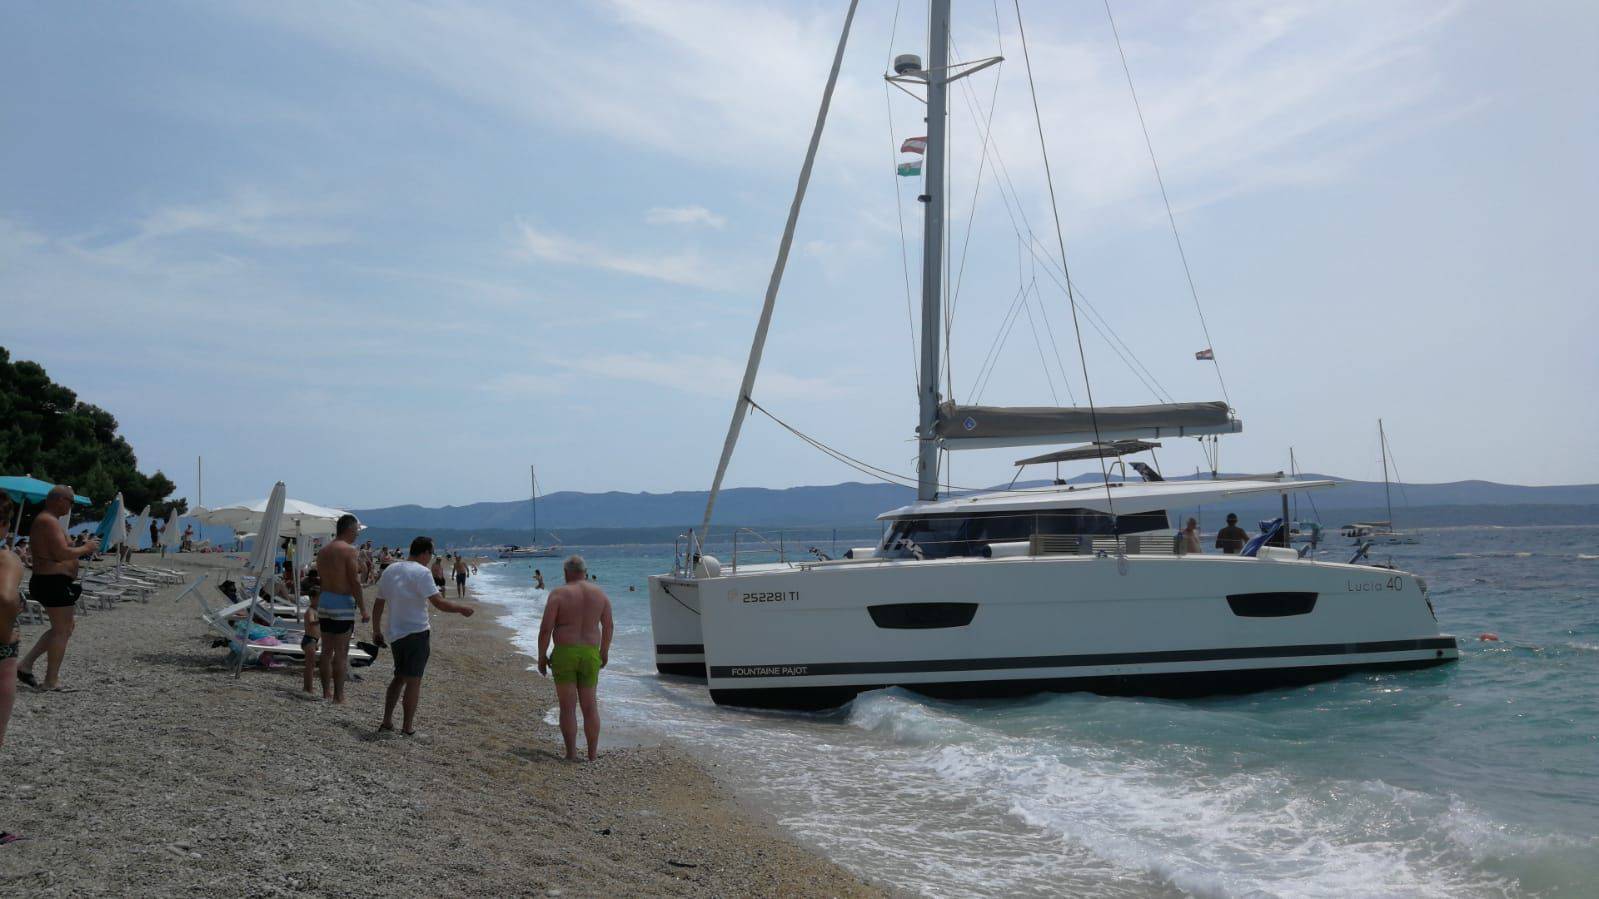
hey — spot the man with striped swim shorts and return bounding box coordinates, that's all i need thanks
[537,555,613,762]
[313,514,368,704]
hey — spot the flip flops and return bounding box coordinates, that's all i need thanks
[16,671,37,688]
[0,832,29,845]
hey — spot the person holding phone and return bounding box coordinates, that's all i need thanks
[19,485,99,691]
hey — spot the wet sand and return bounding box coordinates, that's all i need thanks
[0,554,882,897]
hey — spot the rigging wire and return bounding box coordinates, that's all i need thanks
[1026,238,1079,404]
[1382,427,1414,508]
[944,56,1172,404]
[1021,296,1062,405]
[744,396,996,494]
[884,0,920,396]
[1013,0,1118,522]
[971,280,1030,403]
[946,45,1003,364]
[744,396,919,489]
[1102,0,1231,408]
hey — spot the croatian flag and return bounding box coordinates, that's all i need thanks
[900,136,927,154]
[1194,348,1215,360]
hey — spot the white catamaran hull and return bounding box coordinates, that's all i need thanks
[649,576,705,677]
[691,554,1457,710]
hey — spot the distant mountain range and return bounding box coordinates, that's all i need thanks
[353,476,1599,534]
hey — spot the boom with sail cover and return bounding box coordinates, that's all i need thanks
[935,400,1237,449]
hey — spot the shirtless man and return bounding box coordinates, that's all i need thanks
[19,486,99,691]
[451,554,469,598]
[312,514,368,703]
[537,555,613,761]
[429,553,446,596]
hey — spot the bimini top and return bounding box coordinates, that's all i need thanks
[935,401,1238,450]
[878,477,1336,520]
[1014,439,1160,466]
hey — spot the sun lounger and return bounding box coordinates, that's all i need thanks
[180,576,370,674]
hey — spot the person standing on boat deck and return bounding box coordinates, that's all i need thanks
[314,514,368,703]
[537,555,613,762]
[372,536,474,736]
[19,486,99,691]
[1216,513,1249,555]
[1178,518,1203,555]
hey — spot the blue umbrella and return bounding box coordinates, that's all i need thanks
[94,493,125,549]
[0,475,93,506]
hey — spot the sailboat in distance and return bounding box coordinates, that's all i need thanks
[648,0,1456,709]
[499,465,562,559]
[1341,420,1421,545]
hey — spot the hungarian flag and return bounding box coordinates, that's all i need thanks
[1194,348,1215,360]
[900,136,927,154]
[897,159,922,176]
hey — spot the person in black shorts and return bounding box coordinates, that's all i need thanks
[20,486,99,691]
[372,537,474,735]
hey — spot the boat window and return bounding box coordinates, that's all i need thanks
[868,602,979,629]
[1225,592,1318,617]
[880,509,1170,559]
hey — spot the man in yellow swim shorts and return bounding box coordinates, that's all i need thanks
[536,555,614,761]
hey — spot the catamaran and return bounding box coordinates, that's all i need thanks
[649,0,1456,709]
[499,465,562,559]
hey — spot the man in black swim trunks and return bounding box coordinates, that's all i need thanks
[19,486,99,691]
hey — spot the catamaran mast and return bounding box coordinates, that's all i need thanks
[530,464,538,543]
[917,0,952,502]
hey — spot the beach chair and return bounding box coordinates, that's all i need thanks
[179,575,369,675]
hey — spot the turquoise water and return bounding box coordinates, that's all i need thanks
[471,525,1599,897]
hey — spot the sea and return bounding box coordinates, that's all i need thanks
[468,525,1598,898]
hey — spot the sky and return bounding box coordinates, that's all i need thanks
[2,0,1596,511]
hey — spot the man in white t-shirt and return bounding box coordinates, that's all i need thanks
[371,536,474,736]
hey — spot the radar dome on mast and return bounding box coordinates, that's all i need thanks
[893,53,923,75]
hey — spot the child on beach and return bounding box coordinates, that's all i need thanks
[300,572,322,696]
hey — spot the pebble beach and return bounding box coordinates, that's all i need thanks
[0,554,882,897]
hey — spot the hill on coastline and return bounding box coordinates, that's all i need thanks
[352,477,1599,534]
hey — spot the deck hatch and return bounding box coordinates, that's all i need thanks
[868,602,979,629]
[1226,592,1318,617]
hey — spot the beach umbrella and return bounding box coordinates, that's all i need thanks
[245,483,286,577]
[130,506,151,551]
[161,508,182,552]
[295,531,315,599]
[94,493,125,551]
[200,497,350,538]
[1,475,93,538]
[0,475,93,506]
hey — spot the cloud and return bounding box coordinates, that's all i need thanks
[644,205,726,228]
[478,372,569,398]
[556,352,839,401]
[514,221,735,291]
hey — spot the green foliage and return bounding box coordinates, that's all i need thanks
[0,347,186,517]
